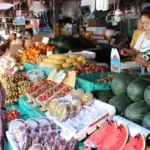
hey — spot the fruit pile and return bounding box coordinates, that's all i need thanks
[97,74,116,83]
[0,56,24,75]
[48,90,94,121]
[37,54,87,69]
[94,73,150,130]
[73,64,108,75]
[26,80,73,111]
[18,43,56,64]
[84,120,145,150]
[8,118,76,150]
[7,109,20,122]
[0,72,31,104]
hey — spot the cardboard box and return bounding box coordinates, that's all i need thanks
[33,34,53,43]
[88,18,99,27]
[9,43,22,58]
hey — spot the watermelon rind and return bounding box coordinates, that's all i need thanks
[122,134,145,150]
[124,101,150,124]
[127,79,150,102]
[111,73,134,95]
[97,124,129,150]
[144,85,150,106]
[109,93,132,115]
[142,112,150,129]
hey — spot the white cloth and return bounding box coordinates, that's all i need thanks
[134,32,150,53]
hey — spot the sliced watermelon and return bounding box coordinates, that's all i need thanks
[122,134,145,150]
[84,120,117,149]
[98,124,128,150]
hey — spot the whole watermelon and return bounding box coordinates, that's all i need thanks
[92,90,114,103]
[109,93,132,115]
[127,78,150,102]
[111,73,134,95]
[142,112,150,129]
[144,85,150,106]
[50,36,71,50]
[50,38,58,45]
[124,101,150,124]
[53,47,69,54]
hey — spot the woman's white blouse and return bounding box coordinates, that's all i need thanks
[134,32,150,53]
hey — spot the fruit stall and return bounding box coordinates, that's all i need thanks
[1,27,150,150]
[1,48,150,150]
[1,0,150,150]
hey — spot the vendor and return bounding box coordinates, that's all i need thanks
[130,19,143,49]
[121,6,150,59]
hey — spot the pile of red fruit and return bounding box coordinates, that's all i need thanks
[74,64,108,75]
[97,74,116,83]
[7,109,20,122]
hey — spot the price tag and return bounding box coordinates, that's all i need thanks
[46,51,52,56]
[47,69,57,81]
[55,72,66,84]
[42,37,49,44]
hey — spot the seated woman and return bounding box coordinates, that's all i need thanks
[121,6,150,69]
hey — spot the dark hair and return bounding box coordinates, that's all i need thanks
[141,6,150,18]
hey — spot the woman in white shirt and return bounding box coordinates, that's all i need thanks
[121,6,150,58]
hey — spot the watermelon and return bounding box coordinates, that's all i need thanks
[53,47,69,54]
[122,134,145,150]
[142,112,150,129]
[92,90,114,103]
[127,79,150,102]
[50,36,71,50]
[98,124,128,150]
[111,73,134,95]
[144,85,150,106]
[84,120,117,149]
[140,74,150,80]
[124,102,150,124]
[50,38,58,45]
[109,93,132,115]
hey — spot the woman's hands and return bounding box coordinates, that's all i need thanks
[120,48,129,56]
[135,58,150,68]
[120,48,137,57]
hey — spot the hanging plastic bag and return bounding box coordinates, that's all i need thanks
[90,0,96,13]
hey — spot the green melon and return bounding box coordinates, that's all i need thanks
[127,79,150,102]
[142,112,150,129]
[111,73,134,95]
[50,38,58,45]
[144,85,150,106]
[53,47,69,54]
[92,90,114,103]
[140,75,150,80]
[50,36,71,50]
[109,93,132,115]
[124,101,150,124]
